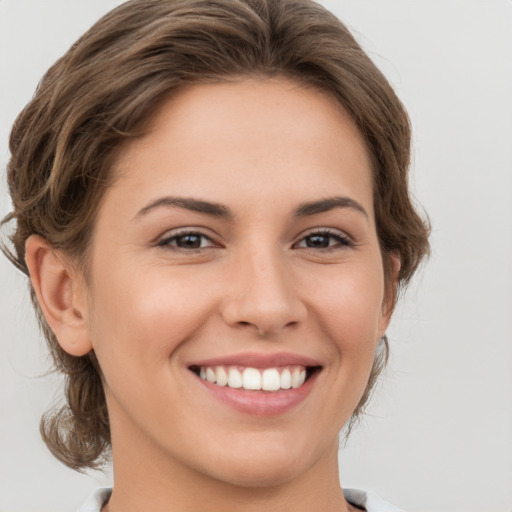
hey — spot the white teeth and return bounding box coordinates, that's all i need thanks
[291,368,306,388]
[280,368,292,389]
[243,368,262,390]
[262,368,280,391]
[216,366,228,386]
[228,367,243,388]
[198,365,311,392]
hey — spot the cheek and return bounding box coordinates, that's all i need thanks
[307,260,385,343]
[305,258,385,395]
[86,263,217,369]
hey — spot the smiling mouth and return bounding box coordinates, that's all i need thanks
[189,365,321,392]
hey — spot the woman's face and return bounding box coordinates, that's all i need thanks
[82,79,393,486]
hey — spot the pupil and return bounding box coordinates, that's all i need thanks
[307,234,329,248]
[178,235,201,248]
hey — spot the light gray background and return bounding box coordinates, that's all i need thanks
[1,1,511,511]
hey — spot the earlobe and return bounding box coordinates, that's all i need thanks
[25,235,92,357]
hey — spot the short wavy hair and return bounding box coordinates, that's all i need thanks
[2,0,430,470]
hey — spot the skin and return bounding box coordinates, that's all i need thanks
[26,78,395,512]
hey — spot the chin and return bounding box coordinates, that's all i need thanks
[207,460,304,489]
[195,437,321,489]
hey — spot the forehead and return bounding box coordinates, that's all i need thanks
[108,78,374,218]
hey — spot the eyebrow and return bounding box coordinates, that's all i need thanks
[135,196,233,219]
[294,196,368,219]
[135,195,368,220]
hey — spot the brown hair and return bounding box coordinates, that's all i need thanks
[2,0,430,470]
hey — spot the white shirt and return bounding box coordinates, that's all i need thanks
[78,487,405,512]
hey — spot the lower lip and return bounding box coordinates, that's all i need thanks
[193,371,319,416]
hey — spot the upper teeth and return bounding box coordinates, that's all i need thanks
[198,366,307,391]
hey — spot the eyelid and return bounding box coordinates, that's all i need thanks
[293,227,354,249]
[153,226,354,251]
[155,227,220,249]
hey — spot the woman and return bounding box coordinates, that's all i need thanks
[2,0,430,510]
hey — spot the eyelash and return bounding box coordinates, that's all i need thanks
[294,229,353,251]
[156,228,353,252]
[156,230,216,251]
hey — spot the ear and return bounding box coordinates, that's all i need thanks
[378,252,401,337]
[25,235,92,356]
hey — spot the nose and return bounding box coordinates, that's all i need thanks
[220,246,307,337]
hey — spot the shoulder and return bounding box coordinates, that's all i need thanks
[77,488,112,512]
[344,488,406,512]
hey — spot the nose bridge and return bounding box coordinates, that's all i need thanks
[221,239,306,335]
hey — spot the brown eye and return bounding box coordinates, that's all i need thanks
[304,234,332,248]
[158,231,214,250]
[175,234,204,248]
[295,230,352,250]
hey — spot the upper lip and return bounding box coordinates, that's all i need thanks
[188,352,322,369]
